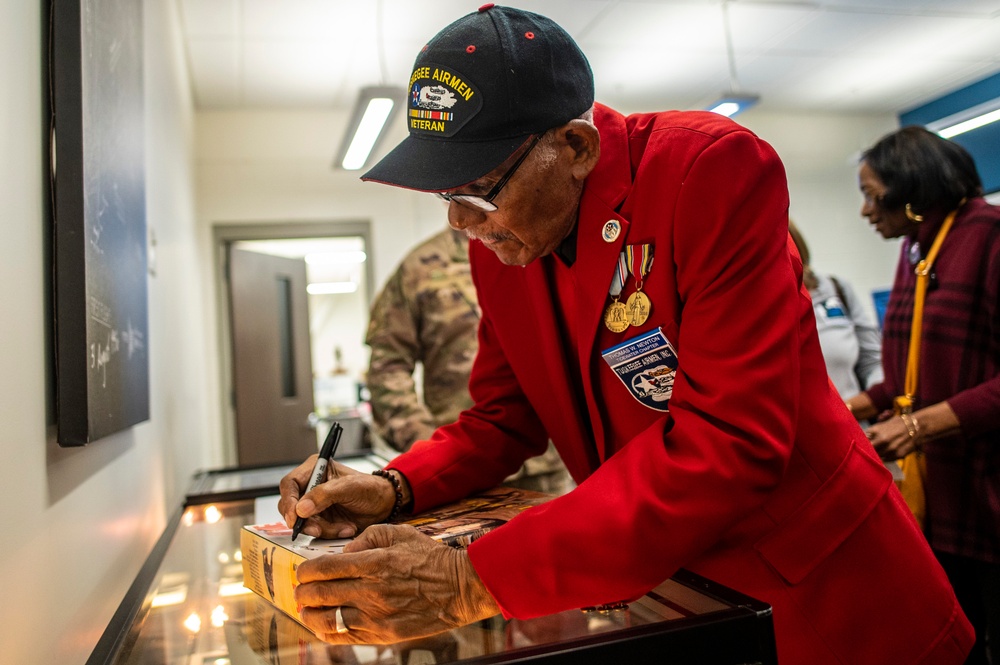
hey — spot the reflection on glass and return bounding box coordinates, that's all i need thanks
[110,490,766,665]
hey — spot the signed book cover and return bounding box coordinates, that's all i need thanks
[241,486,551,627]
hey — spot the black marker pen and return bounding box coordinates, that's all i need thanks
[291,421,343,541]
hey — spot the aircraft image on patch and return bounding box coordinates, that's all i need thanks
[418,84,457,109]
[631,365,675,402]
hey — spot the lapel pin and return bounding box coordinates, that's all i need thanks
[602,220,621,243]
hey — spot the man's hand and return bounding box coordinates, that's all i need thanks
[294,524,501,644]
[278,459,396,539]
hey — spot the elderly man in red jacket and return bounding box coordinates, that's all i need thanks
[279,5,974,663]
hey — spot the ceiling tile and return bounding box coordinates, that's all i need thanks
[180,0,1000,114]
[241,0,368,38]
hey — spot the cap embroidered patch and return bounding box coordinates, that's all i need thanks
[361,5,594,191]
[408,64,483,138]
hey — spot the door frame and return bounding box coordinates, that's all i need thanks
[212,221,375,465]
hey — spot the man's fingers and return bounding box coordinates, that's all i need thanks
[278,454,319,525]
[295,573,361,606]
[297,476,360,519]
[301,606,387,645]
[343,523,413,553]
[297,548,389,584]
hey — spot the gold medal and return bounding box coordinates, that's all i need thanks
[604,300,629,333]
[604,252,630,333]
[626,290,651,327]
[624,244,655,328]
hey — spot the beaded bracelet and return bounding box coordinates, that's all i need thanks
[372,469,404,522]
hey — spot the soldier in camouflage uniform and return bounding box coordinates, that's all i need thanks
[365,227,570,493]
[365,227,480,452]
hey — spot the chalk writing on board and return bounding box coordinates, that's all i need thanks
[89,193,106,255]
[122,319,145,358]
[89,296,112,328]
[87,296,146,389]
[90,333,115,389]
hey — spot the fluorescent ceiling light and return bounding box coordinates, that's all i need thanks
[307,281,359,295]
[342,99,393,169]
[336,86,404,171]
[938,109,1000,138]
[707,95,760,118]
[708,4,759,119]
[926,96,1000,139]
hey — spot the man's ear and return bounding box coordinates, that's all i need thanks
[556,119,601,181]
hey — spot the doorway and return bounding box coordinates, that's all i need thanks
[214,221,374,466]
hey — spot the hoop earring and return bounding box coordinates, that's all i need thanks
[905,204,924,223]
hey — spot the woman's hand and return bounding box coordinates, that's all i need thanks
[294,525,501,644]
[865,415,917,461]
[844,392,877,422]
[864,401,961,461]
[278,459,396,539]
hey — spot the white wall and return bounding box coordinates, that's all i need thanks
[0,2,219,662]
[196,106,902,332]
[741,110,903,321]
[196,110,448,290]
[196,110,449,453]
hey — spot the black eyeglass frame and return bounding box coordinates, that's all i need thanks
[436,135,540,212]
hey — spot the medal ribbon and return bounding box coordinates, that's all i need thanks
[608,252,628,298]
[626,244,654,288]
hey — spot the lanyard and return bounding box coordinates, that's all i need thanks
[896,205,961,412]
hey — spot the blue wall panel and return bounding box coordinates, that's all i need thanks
[900,71,1000,195]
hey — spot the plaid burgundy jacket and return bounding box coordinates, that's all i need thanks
[867,196,1000,564]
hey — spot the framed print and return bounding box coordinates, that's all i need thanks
[50,0,148,445]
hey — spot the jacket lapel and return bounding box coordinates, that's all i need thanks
[522,258,603,479]
[573,197,629,462]
[571,104,633,461]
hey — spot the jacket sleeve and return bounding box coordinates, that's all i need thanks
[468,128,803,617]
[946,227,1000,437]
[365,268,436,451]
[388,309,551,510]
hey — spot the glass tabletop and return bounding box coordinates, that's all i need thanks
[96,461,775,665]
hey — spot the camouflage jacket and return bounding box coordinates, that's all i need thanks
[365,228,480,451]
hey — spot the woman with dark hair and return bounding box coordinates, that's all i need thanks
[845,126,1000,665]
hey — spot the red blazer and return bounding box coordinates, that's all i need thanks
[389,104,973,664]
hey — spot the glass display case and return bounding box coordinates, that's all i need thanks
[87,457,777,665]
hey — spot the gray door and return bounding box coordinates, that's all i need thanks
[228,247,316,465]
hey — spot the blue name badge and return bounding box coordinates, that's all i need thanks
[602,327,678,411]
[822,297,847,319]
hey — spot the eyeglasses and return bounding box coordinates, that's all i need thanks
[436,135,540,212]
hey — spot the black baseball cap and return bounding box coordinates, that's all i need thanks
[361,4,594,192]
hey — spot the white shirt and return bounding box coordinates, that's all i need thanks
[811,272,884,399]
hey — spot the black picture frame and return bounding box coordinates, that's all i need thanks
[50,0,149,445]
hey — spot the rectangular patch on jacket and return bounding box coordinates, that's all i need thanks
[602,327,678,411]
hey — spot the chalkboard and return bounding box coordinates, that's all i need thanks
[51,0,149,445]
